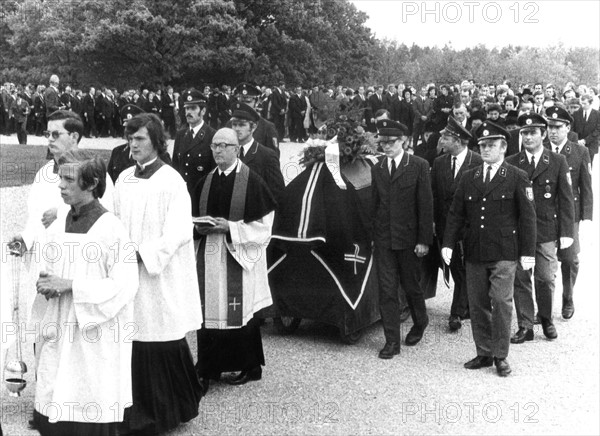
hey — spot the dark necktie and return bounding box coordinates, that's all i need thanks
[528,155,536,179]
[239,146,245,160]
[555,146,559,154]
[390,159,396,176]
[189,129,194,139]
[484,165,491,185]
[452,156,457,178]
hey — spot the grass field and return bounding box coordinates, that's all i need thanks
[0,145,112,188]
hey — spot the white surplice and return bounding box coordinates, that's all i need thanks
[114,165,203,341]
[30,209,138,424]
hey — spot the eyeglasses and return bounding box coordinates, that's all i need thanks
[43,130,69,139]
[378,138,399,147]
[210,143,238,151]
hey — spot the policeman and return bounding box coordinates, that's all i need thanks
[172,88,216,194]
[443,121,536,377]
[545,106,593,319]
[107,104,172,183]
[231,82,279,156]
[432,116,483,331]
[229,101,285,207]
[506,113,575,343]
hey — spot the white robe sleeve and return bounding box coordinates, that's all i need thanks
[71,217,138,327]
[137,181,193,276]
[21,164,56,250]
[99,173,115,212]
[227,211,274,272]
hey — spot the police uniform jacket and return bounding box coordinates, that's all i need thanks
[240,140,285,207]
[172,123,216,192]
[505,148,574,243]
[546,140,593,222]
[443,162,536,262]
[108,143,173,184]
[431,150,483,237]
[371,153,434,250]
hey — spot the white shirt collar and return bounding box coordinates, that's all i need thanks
[484,160,503,181]
[241,140,253,155]
[191,121,204,136]
[388,149,404,173]
[525,147,544,167]
[453,146,469,167]
[219,160,239,176]
[551,137,568,153]
[137,156,157,170]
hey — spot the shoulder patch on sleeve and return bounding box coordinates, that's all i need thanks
[526,186,534,201]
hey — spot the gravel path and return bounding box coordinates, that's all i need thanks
[1,137,598,435]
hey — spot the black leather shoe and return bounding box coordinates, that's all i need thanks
[494,357,512,377]
[378,342,400,359]
[464,355,494,369]
[540,317,558,339]
[562,303,574,320]
[405,317,429,346]
[510,327,534,344]
[448,315,462,331]
[226,367,262,385]
[399,306,411,324]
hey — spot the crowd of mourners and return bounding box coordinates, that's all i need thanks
[1,72,598,436]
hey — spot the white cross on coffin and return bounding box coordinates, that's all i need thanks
[344,243,367,275]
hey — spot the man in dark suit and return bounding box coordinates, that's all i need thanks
[443,121,537,377]
[59,85,74,112]
[270,83,288,142]
[545,106,593,319]
[382,84,397,112]
[412,86,430,146]
[506,113,575,343]
[217,85,232,128]
[172,89,216,195]
[367,86,386,133]
[162,86,177,138]
[82,86,96,137]
[288,86,307,143]
[230,83,279,156]
[572,94,600,163]
[33,86,46,136]
[229,102,284,206]
[371,119,433,359]
[432,117,483,331]
[43,75,64,117]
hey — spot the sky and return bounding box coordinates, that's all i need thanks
[350,0,600,49]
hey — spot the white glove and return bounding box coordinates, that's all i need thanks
[559,237,574,249]
[441,247,453,265]
[520,256,535,270]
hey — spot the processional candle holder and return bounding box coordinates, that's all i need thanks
[4,241,27,397]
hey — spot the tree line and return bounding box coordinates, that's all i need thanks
[0,0,598,90]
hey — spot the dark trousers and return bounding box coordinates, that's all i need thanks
[273,112,285,141]
[466,260,516,359]
[16,120,27,144]
[557,222,580,308]
[290,116,306,141]
[449,240,469,318]
[514,241,558,328]
[84,116,97,137]
[376,245,428,344]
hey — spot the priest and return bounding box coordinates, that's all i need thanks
[192,128,277,391]
[31,150,138,435]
